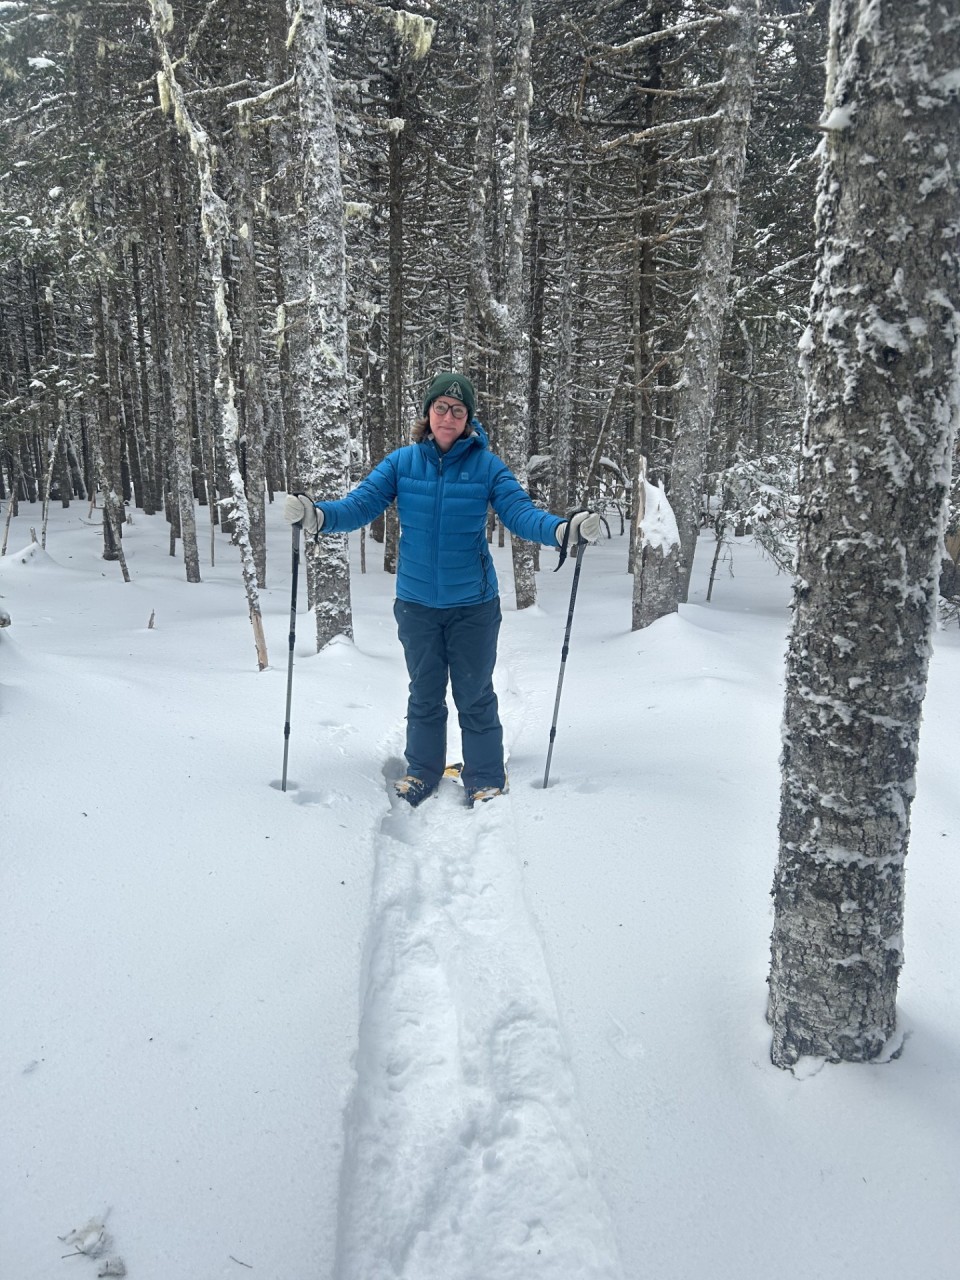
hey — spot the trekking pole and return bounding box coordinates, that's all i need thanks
[281,520,302,792]
[543,543,587,788]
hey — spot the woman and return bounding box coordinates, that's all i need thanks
[284,372,599,807]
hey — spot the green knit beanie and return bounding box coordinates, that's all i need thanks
[422,372,476,420]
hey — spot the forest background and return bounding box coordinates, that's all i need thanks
[2,0,849,624]
[4,0,958,623]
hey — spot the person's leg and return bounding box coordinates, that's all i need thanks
[447,598,505,792]
[393,599,448,788]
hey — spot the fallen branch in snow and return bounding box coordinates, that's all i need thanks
[58,1214,125,1274]
[58,1216,110,1258]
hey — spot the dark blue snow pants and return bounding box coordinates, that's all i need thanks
[393,596,505,793]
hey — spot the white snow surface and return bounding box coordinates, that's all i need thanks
[2,503,959,1280]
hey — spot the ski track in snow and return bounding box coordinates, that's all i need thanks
[333,743,624,1280]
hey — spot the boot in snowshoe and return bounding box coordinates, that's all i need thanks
[394,774,437,807]
[465,777,509,808]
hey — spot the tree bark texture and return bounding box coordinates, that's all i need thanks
[666,0,759,602]
[767,0,960,1068]
[468,0,537,609]
[155,146,202,584]
[151,0,268,665]
[235,130,269,589]
[290,0,353,647]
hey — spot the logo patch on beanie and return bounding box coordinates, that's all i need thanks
[446,381,464,401]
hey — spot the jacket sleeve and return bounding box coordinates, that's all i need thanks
[316,453,398,533]
[488,460,564,546]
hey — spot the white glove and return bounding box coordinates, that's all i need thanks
[283,494,322,535]
[556,510,602,547]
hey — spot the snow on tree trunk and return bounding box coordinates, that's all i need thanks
[468,0,537,610]
[150,0,268,668]
[664,0,759,604]
[289,0,353,648]
[767,0,960,1069]
[632,457,681,630]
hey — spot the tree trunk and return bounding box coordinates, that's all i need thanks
[662,0,760,602]
[129,234,160,514]
[767,0,960,1068]
[235,129,269,588]
[550,181,575,518]
[382,81,405,573]
[627,7,664,576]
[90,282,130,581]
[468,0,537,608]
[150,0,269,665]
[632,456,681,630]
[289,0,353,647]
[155,139,202,584]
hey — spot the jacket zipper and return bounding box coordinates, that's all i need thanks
[433,453,444,606]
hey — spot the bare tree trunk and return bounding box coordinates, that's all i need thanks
[550,180,575,517]
[767,0,960,1068]
[289,0,353,647]
[39,288,67,547]
[155,141,202,584]
[660,0,760,603]
[383,85,405,575]
[112,276,146,513]
[150,0,268,667]
[129,234,160,514]
[527,176,546,457]
[90,283,130,582]
[468,0,537,608]
[235,130,269,588]
[627,11,663,578]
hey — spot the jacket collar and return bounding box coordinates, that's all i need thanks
[421,421,488,467]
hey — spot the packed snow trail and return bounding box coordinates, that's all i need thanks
[333,758,624,1280]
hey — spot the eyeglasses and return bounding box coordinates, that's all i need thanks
[431,401,468,420]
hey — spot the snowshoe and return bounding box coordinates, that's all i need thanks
[465,777,509,808]
[394,774,437,807]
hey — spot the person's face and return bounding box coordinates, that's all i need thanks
[429,397,469,452]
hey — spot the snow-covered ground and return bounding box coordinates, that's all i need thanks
[2,502,958,1280]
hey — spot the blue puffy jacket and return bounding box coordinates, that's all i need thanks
[317,425,563,608]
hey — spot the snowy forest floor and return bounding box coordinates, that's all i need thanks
[2,502,959,1280]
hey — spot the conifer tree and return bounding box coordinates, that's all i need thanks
[767,0,960,1068]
